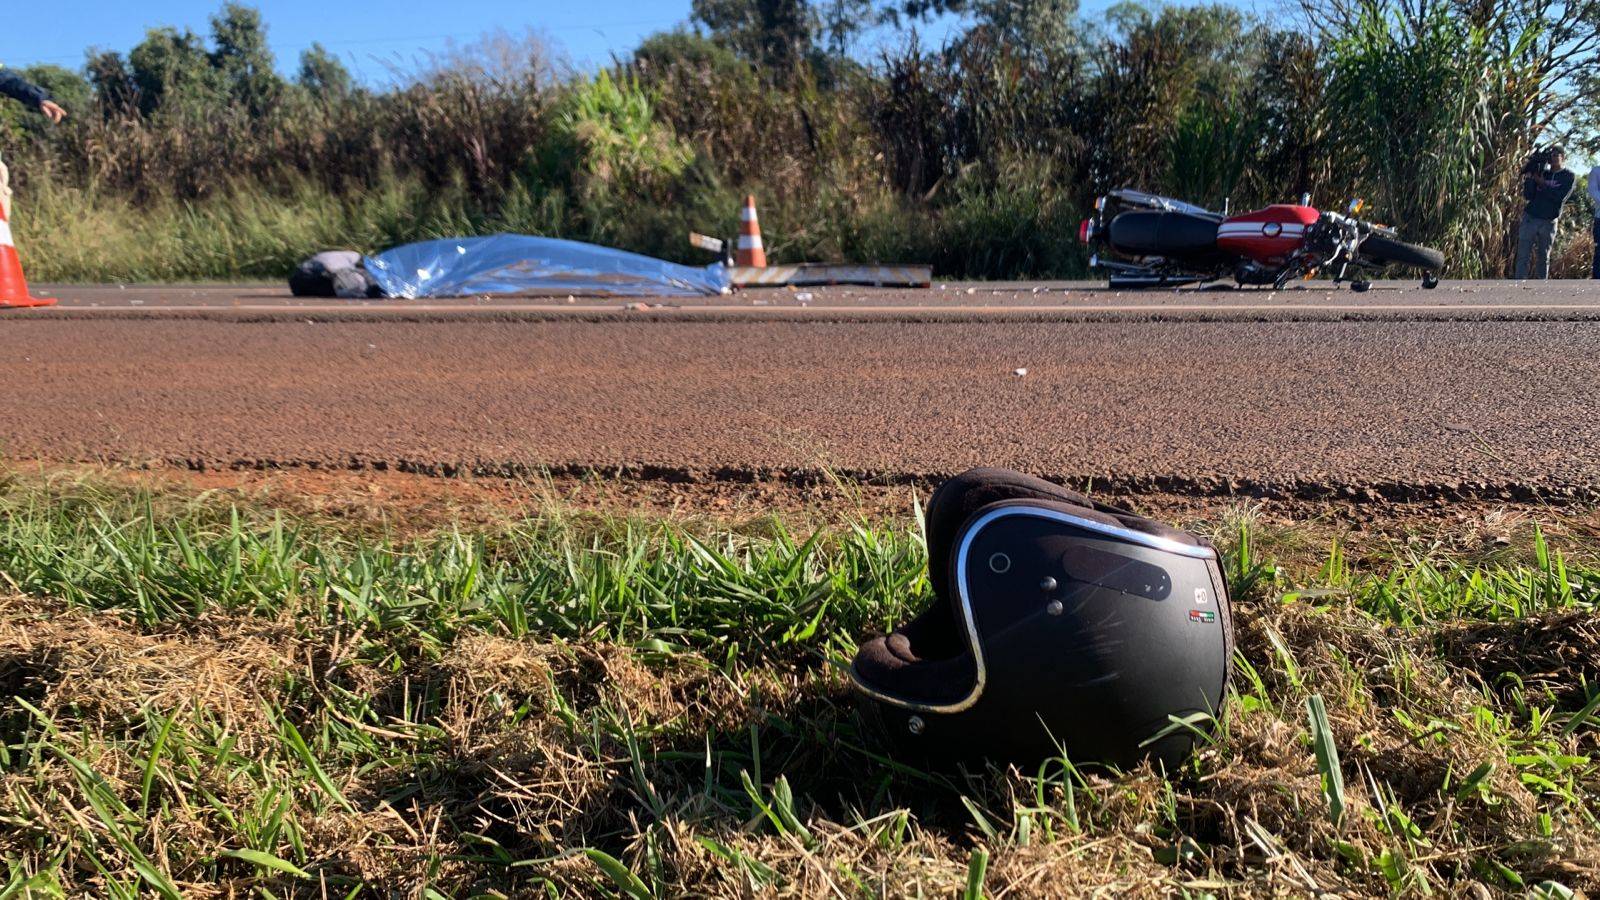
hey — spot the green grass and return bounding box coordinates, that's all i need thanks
[0,473,1596,896]
[0,475,925,657]
[9,165,1095,284]
[12,177,476,284]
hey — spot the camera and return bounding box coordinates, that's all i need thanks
[1523,147,1557,178]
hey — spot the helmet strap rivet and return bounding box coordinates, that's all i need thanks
[1047,600,1064,616]
[907,716,925,735]
[1039,576,1058,591]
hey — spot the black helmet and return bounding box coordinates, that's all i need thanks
[850,468,1233,769]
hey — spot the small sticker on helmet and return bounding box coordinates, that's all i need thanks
[1188,609,1216,624]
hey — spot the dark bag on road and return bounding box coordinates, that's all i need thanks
[289,251,383,299]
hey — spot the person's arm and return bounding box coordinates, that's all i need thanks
[0,69,65,123]
[1588,167,1600,210]
[1548,169,1577,204]
[0,70,48,108]
[1534,169,1576,208]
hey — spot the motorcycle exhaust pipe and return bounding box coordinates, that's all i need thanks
[1109,274,1203,289]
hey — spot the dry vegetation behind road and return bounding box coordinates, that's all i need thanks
[11,0,1600,283]
[0,466,1597,896]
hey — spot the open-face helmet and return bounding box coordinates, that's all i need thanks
[850,468,1232,768]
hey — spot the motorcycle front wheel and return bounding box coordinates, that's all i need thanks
[1359,236,1445,273]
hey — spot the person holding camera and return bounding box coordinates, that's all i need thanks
[1515,146,1574,279]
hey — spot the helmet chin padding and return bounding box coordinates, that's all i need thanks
[851,468,1232,768]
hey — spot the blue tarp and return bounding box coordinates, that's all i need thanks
[364,234,731,299]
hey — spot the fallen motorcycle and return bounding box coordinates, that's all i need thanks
[1078,189,1445,291]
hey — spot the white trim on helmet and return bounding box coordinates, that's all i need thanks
[849,505,1217,715]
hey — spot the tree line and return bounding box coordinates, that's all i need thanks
[3,0,1595,280]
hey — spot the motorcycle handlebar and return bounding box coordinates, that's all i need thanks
[1321,210,1398,238]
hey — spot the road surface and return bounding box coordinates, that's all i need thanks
[22,280,1600,320]
[4,281,1599,501]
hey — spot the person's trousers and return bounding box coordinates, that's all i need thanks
[1592,217,1600,279]
[1515,213,1556,279]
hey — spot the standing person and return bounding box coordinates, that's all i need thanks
[0,66,68,219]
[1514,146,1574,279]
[1588,160,1600,279]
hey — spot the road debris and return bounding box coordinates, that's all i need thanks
[729,263,932,288]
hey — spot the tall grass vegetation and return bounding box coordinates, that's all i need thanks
[3,0,1598,280]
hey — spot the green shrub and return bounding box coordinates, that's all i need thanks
[538,70,692,204]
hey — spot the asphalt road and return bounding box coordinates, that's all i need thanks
[5,281,1600,500]
[22,280,1600,321]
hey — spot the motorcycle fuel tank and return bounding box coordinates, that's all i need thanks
[1216,205,1318,264]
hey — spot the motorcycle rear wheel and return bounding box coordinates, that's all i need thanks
[1360,236,1444,273]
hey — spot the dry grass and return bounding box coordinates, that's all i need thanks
[0,596,303,731]
[0,473,1596,896]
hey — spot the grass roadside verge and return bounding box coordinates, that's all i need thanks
[0,471,1596,896]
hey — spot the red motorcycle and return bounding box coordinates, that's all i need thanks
[1078,189,1444,291]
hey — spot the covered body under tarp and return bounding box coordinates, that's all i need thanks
[362,234,731,299]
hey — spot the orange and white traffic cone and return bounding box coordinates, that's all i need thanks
[735,194,767,268]
[0,203,55,309]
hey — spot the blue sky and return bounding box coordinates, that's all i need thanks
[0,0,964,83]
